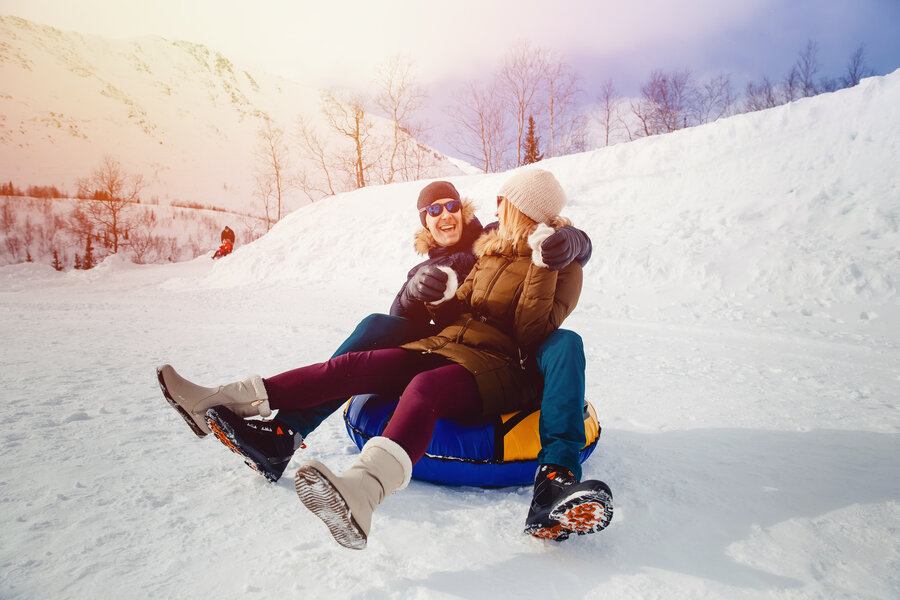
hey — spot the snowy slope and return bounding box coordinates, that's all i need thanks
[1,70,899,599]
[202,68,900,342]
[0,15,467,213]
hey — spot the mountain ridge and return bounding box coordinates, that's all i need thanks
[0,15,467,214]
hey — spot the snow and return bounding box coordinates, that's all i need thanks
[2,70,899,599]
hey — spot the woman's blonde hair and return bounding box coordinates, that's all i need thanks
[497,196,537,243]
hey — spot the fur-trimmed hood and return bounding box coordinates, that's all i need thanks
[473,215,572,260]
[413,199,480,256]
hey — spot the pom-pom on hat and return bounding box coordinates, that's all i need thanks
[498,169,566,224]
[417,181,461,225]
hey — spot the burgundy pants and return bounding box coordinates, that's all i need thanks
[263,349,481,463]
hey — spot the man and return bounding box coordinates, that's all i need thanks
[201,179,611,540]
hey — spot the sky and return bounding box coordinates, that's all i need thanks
[2,0,899,154]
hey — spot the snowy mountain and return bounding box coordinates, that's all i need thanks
[1,67,898,598]
[0,15,468,214]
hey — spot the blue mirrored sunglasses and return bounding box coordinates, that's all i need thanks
[419,199,462,218]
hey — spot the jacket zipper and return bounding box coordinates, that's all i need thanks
[481,259,512,304]
[424,316,470,354]
[425,258,514,355]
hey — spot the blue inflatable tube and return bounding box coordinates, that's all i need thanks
[344,394,601,487]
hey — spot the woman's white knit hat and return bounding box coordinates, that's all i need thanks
[498,169,566,224]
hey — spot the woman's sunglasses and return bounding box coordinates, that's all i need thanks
[420,199,462,218]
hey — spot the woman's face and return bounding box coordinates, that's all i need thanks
[425,198,463,247]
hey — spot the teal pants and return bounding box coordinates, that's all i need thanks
[534,329,587,480]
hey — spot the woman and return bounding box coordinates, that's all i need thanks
[158,169,585,550]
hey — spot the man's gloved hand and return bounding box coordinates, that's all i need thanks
[405,265,449,303]
[540,225,587,271]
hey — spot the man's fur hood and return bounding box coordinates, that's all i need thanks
[413,199,479,255]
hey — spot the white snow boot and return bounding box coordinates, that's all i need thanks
[156,364,271,437]
[294,436,412,550]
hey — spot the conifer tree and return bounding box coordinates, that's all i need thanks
[52,250,64,271]
[74,254,82,270]
[523,116,543,164]
[83,234,94,270]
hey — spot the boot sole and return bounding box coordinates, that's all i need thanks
[550,488,613,536]
[157,366,208,438]
[524,521,570,541]
[294,465,367,550]
[205,410,285,483]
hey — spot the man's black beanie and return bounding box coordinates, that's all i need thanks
[417,181,461,225]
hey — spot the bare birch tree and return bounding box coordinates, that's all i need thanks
[696,74,735,123]
[796,39,821,98]
[76,155,145,253]
[254,119,293,229]
[128,208,163,264]
[544,56,582,157]
[320,90,377,190]
[374,54,428,183]
[629,95,659,139]
[449,80,508,173]
[842,45,873,87]
[296,115,337,201]
[237,213,266,244]
[500,42,549,167]
[254,172,277,232]
[630,69,697,138]
[656,69,697,131]
[782,65,801,102]
[596,78,625,147]
[744,76,780,112]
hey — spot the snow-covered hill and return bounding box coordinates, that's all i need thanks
[1,69,898,599]
[0,15,467,214]
[203,68,900,341]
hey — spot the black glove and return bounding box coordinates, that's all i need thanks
[405,265,449,303]
[540,225,590,271]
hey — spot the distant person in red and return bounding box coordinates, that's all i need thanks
[213,226,235,259]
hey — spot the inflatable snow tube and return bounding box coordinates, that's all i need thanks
[343,394,601,487]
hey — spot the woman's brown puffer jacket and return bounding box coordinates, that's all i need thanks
[402,219,582,416]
